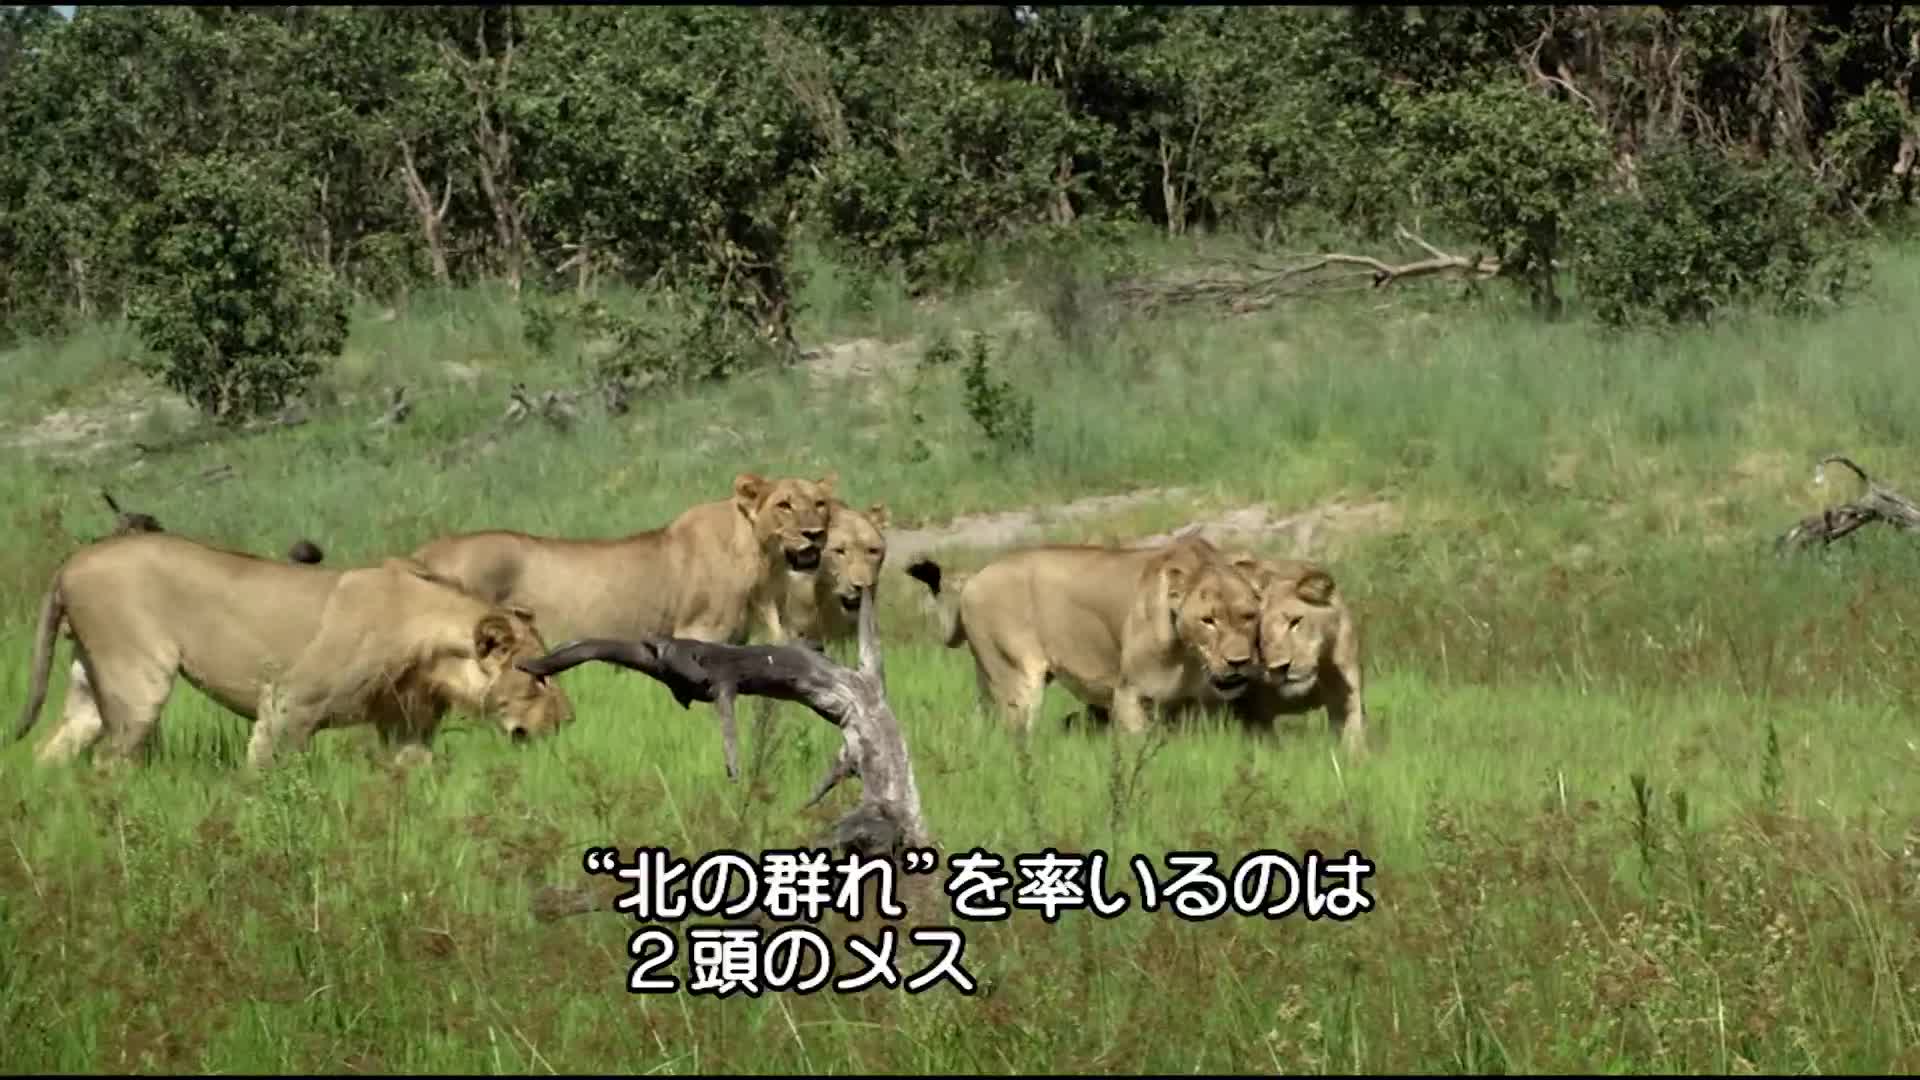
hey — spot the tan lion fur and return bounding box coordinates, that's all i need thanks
[16,533,573,771]
[409,472,838,647]
[1223,553,1368,757]
[781,500,889,648]
[51,498,332,760]
[906,534,1262,735]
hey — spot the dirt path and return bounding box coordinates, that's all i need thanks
[886,488,1400,565]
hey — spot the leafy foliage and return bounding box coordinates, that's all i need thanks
[3,4,1918,371]
[1570,140,1864,328]
[1396,80,1613,312]
[127,153,348,423]
[959,333,1034,457]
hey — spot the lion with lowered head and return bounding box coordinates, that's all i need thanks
[782,500,889,650]
[410,472,837,648]
[16,532,573,771]
[1223,553,1369,757]
[906,534,1261,735]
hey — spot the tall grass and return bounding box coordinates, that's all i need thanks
[3,232,1920,1072]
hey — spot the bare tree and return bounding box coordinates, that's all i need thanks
[520,585,932,920]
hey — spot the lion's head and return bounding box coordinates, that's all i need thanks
[822,501,889,614]
[1159,543,1261,698]
[1235,557,1341,700]
[735,471,836,573]
[468,605,574,743]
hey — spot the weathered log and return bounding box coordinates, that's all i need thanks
[1111,225,1503,316]
[1777,455,1920,551]
[519,584,930,920]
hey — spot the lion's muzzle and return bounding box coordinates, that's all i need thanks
[1264,661,1319,694]
[1210,667,1253,698]
[837,590,862,613]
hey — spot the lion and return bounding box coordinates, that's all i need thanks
[781,500,889,650]
[52,492,333,755]
[1222,553,1368,757]
[16,532,573,771]
[409,472,837,648]
[904,534,1261,735]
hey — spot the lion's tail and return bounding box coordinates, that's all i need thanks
[904,558,968,648]
[15,578,66,742]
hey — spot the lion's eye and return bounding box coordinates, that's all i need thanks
[777,500,792,511]
[1202,616,1216,627]
[832,546,846,555]
[868,548,881,557]
[1289,617,1302,630]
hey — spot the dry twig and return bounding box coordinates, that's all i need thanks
[1777,455,1920,550]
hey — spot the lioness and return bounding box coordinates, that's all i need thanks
[54,491,333,756]
[905,535,1261,735]
[1225,554,1368,757]
[410,472,837,647]
[782,500,889,650]
[16,532,573,771]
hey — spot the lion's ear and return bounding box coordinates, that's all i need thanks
[1294,568,1336,606]
[817,471,839,497]
[474,612,518,661]
[867,502,890,530]
[733,472,768,509]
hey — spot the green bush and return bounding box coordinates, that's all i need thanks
[1569,141,1864,328]
[127,153,348,423]
[1393,80,1612,314]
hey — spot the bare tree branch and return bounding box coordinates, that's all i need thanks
[369,385,411,429]
[1777,454,1920,550]
[1111,226,1501,315]
[521,585,930,921]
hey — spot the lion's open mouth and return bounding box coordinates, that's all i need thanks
[786,547,821,571]
[1211,672,1250,695]
[837,592,861,612]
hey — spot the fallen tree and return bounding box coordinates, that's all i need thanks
[1776,455,1920,550]
[517,584,932,921]
[1111,226,1503,315]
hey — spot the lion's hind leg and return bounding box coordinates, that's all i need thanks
[36,654,107,766]
[82,644,178,773]
[968,646,1047,736]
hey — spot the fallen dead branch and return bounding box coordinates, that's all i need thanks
[503,382,582,432]
[368,385,412,429]
[429,383,590,468]
[1776,455,1920,550]
[519,585,930,921]
[1111,226,1502,315]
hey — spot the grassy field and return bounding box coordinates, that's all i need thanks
[5,231,1920,1073]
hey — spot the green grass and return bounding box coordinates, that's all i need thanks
[5,230,1920,1072]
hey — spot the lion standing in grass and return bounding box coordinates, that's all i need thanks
[47,491,332,762]
[16,533,573,771]
[906,534,1261,735]
[782,500,889,650]
[410,472,837,648]
[1226,553,1369,757]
